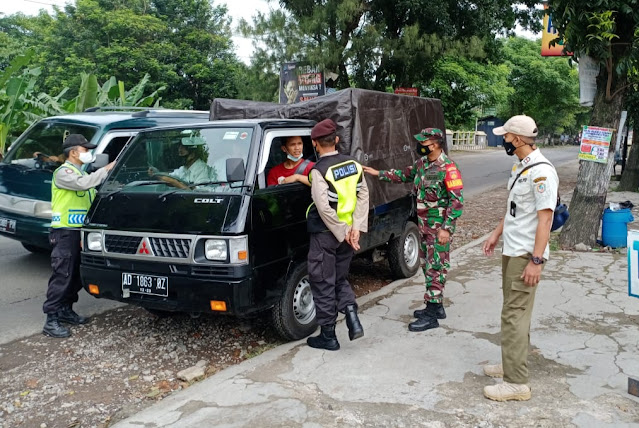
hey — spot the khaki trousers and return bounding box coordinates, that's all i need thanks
[501,254,543,385]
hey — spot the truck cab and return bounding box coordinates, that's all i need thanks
[0,109,209,252]
[80,119,420,340]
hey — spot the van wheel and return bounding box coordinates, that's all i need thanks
[21,243,51,255]
[388,221,420,279]
[272,261,317,341]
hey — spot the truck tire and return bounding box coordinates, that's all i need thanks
[388,221,420,279]
[21,243,51,255]
[272,261,317,341]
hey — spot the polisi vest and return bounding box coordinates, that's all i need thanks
[51,162,95,229]
[307,153,363,233]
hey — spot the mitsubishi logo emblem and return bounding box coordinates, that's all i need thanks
[137,238,153,255]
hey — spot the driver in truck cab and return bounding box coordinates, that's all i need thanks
[148,136,217,188]
[43,134,115,338]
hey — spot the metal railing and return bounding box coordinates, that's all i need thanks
[448,131,487,151]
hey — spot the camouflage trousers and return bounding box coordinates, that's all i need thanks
[419,229,450,304]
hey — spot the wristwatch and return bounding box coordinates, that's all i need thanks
[531,256,545,265]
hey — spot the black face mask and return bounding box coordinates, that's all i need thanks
[503,141,517,156]
[416,142,431,157]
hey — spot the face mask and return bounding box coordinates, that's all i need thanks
[503,140,517,156]
[287,153,303,162]
[415,142,432,157]
[78,151,95,164]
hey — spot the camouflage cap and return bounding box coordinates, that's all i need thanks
[414,128,443,141]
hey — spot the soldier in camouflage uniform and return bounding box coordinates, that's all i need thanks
[363,128,463,331]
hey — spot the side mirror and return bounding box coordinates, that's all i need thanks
[226,158,245,182]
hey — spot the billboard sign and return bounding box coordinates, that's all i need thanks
[541,5,570,56]
[394,87,419,97]
[279,62,325,104]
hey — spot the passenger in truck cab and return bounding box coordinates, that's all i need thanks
[267,136,314,186]
[148,136,217,189]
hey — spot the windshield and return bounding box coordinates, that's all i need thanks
[102,126,253,194]
[2,121,98,171]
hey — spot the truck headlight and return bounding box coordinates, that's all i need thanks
[87,232,102,251]
[205,239,227,260]
[229,236,248,264]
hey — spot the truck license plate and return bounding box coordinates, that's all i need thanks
[122,273,168,297]
[0,217,16,234]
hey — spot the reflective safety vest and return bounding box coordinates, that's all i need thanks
[307,153,364,233]
[51,162,95,229]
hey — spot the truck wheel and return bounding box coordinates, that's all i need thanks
[272,261,317,341]
[388,221,420,279]
[21,243,51,255]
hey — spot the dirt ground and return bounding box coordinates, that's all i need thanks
[0,154,580,428]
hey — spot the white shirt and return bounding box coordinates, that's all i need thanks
[170,159,217,184]
[502,149,558,259]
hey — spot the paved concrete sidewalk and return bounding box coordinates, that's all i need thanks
[114,235,639,428]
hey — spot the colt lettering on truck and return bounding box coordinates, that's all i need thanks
[81,89,447,340]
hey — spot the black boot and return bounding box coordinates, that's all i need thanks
[42,313,71,338]
[413,302,446,320]
[307,324,340,351]
[57,305,89,325]
[408,302,442,332]
[344,304,364,341]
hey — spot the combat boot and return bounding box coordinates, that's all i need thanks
[344,304,364,341]
[307,324,340,351]
[42,313,71,338]
[484,382,531,402]
[483,363,504,378]
[57,305,89,325]
[413,303,446,320]
[408,301,442,332]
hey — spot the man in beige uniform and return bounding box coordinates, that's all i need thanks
[305,119,369,351]
[481,115,558,401]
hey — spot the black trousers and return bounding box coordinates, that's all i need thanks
[308,231,357,326]
[43,228,82,314]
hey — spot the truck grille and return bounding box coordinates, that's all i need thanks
[149,237,191,258]
[105,234,142,254]
[191,265,234,278]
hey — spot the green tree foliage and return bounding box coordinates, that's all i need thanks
[498,37,584,136]
[240,0,541,92]
[547,0,639,248]
[2,0,242,110]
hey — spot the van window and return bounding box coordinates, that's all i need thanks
[102,136,133,162]
[3,122,98,170]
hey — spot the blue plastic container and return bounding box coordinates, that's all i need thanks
[602,208,634,248]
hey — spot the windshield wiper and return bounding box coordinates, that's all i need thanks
[103,180,168,199]
[193,180,253,191]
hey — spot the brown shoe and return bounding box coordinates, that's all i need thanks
[483,363,504,378]
[484,382,531,402]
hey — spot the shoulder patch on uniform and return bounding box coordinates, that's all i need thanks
[64,168,73,174]
[444,165,463,190]
[533,177,547,183]
[536,182,546,193]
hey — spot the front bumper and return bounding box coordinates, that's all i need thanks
[80,254,259,315]
[0,208,51,248]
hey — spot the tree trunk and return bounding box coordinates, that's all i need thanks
[558,76,626,249]
[617,111,638,191]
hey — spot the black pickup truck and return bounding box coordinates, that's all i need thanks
[80,89,447,340]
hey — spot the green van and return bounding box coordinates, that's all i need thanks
[0,108,209,252]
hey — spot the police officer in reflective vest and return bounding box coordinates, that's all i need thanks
[306,119,370,351]
[42,134,114,338]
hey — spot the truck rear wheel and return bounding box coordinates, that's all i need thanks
[388,221,420,279]
[272,261,317,341]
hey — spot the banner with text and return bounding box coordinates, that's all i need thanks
[578,125,613,163]
[541,4,570,56]
[394,87,419,97]
[279,62,325,104]
[627,230,639,298]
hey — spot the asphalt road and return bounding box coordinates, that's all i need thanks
[0,145,581,345]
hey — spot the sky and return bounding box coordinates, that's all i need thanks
[0,0,272,63]
[0,0,541,64]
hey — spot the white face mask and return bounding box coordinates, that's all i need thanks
[78,151,95,164]
[287,153,303,162]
